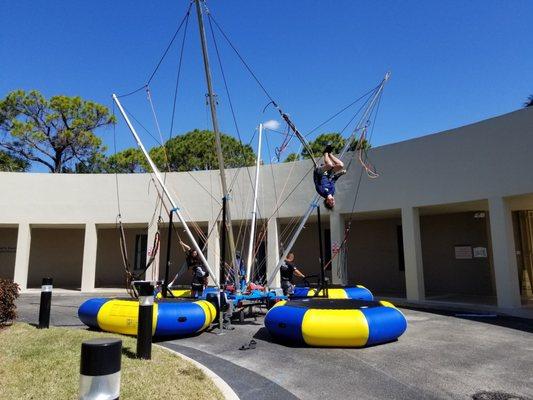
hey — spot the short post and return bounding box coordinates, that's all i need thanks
[38,277,53,329]
[80,338,122,400]
[136,281,154,360]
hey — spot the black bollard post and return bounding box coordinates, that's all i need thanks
[38,277,53,329]
[136,281,154,360]
[80,338,122,400]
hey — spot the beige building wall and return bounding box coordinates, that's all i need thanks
[0,108,531,310]
[420,212,495,300]
[345,217,406,297]
[95,226,147,288]
[0,227,18,279]
[280,220,323,279]
[27,228,85,288]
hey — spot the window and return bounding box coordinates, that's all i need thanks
[134,234,148,272]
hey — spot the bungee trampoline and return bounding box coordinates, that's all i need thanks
[78,297,216,337]
[265,298,407,347]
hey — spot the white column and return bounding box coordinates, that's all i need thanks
[145,223,159,281]
[401,207,425,301]
[81,223,97,292]
[329,211,346,285]
[267,217,280,288]
[13,223,31,291]
[488,197,521,308]
[207,219,220,286]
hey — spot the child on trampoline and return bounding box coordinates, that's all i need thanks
[180,241,209,298]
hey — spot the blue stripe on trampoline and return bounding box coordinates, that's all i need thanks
[344,286,373,300]
[362,306,407,346]
[265,305,306,344]
[78,298,109,329]
[155,301,206,337]
[292,287,310,297]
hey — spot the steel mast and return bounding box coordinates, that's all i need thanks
[112,94,219,288]
[194,0,238,286]
[245,123,263,283]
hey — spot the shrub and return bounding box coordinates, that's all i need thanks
[0,278,20,327]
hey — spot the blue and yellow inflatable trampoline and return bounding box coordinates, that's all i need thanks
[265,298,407,347]
[291,285,373,300]
[78,297,216,337]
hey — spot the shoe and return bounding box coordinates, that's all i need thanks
[323,143,333,154]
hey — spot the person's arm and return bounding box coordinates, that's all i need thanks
[179,240,191,252]
[294,268,305,278]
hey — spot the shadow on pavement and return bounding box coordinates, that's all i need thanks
[400,306,533,334]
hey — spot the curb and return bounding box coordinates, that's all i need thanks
[156,344,239,400]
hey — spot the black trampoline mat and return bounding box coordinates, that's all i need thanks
[286,298,383,310]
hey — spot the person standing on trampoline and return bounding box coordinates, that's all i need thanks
[313,144,346,210]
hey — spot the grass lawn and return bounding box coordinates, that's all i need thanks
[0,323,223,399]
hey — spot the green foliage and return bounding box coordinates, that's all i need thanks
[103,147,148,173]
[0,90,114,173]
[0,150,29,172]
[149,129,255,172]
[284,152,301,162]
[301,132,345,159]
[525,95,533,108]
[0,278,20,326]
[292,132,370,162]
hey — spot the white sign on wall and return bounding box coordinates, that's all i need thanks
[473,247,488,258]
[454,246,473,259]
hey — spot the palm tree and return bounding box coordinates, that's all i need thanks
[525,95,533,108]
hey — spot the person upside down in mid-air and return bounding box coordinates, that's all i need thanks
[313,144,346,210]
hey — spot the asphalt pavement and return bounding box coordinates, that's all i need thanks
[15,292,533,400]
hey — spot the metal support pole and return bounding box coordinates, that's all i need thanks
[266,72,391,287]
[220,196,227,287]
[80,338,122,400]
[38,277,52,329]
[112,94,218,287]
[194,0,238,283]
[245,124,263,283]
[136,282,154,360]
[316,205,328,297]
[163,210,174,298]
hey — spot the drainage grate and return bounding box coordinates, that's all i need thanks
[472,391,531,400]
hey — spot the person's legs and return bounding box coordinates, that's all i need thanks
[328,153,344,173]
[322,153,334,172]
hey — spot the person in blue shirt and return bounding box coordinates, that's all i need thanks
[313,144,346,210]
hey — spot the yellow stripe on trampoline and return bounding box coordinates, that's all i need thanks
[306,288,348,299]
[379,300,396,308]
[195,300,217,332]
[97,299,158,336]
[155,289,192,299]
[302,309,369,347]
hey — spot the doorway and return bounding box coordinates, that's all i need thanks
[513,211,533,305]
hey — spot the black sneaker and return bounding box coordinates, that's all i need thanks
[323,143,333,154]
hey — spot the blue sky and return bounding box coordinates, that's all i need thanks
[2,0,532,167]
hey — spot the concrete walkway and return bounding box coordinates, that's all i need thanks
[15,293,533,400]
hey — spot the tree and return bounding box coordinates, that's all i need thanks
[149,129,255,172]
[301,132,345,159]
[0,150,29,172]
[0,90,114,172]
[102,148,148,173]
[284,153,300,162]
[525,95,533,108]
